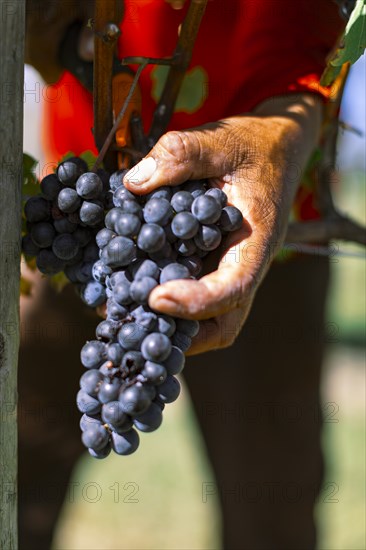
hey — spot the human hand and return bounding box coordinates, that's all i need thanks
[124,94,322,354]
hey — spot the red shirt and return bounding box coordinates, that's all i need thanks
[42,0,344,217]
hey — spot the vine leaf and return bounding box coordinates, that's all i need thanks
[61,150,98,169]
[49,271,69,293]
[321,0,366,85]
[22,153,39,198]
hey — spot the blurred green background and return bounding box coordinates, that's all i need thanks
[23,54,365,549]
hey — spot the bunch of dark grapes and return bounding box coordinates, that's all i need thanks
[22,157,116,307]
[78,172,243,458]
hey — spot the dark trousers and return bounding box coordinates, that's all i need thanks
[18,256,329,550]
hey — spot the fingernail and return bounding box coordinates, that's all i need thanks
[125,157,156,185]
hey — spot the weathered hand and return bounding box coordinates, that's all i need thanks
[124,94,322,354]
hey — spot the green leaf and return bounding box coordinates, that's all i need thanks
[80,150,98,169]
[49,271,69,293]
[22,153,40,198]
[61,150,98,170]
[321,0,366,85]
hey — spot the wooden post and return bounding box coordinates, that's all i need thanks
[0,0,25,548]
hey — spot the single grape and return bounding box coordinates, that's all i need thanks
[80,414,102,432]
[80,369,103,396]
[98,378,121,404]
[111,428,139,455]
[96,228,116,249]
[219,205,244,232]
[178,255,203,277]
[132,259,160,281]
[141,333,172,362]
[157,315,176,337]
[115,212,141,238]
[184,180,206,198]
[191,194,221,224]
[134,311,158,332]
[75,261,94,283]
[172,331,192,352]
[157,375,181,404]
[105,207,123,231]
[88,444,111,459]
[81,424,109,450]
[107,270,132,288]
[175,318,200,338]
[113,280,132,306]
[109,169,128,191]
[92,260,112,284]
[81,340,107,369]
[76,389,101,415]
[129,277,158,305]
[121,350,144,373]
[163,346,185,375]
[146,186,172,201]
[205,187,227,207]
[113,185,135,207]
[174,238,196,257]
[30,222,55,248]
[24,196,50,222]
[103,236,137,268]
[143,197,173,226]
[53,217,78,234]
[76,172,103,199]
[160,263,191,284]
[170,190,194,213]
[106,299,129,321]
[141,361,167,385]
[194,224,222,251]
[102,401,129,426]
[133,403,163,433]
[40,173,62,201]
[96,319,120,342]
[118,322,148,351]
[80,281,106,307]
[52,233,79,260]
[118,385,152,416]
[58,188,81,213]
[79,201,104,226]
[137,223,166,253]
[36,249,64,275]
[106,342,124,365]
[171,212,199,239]
[21,234,40,256]
[57,157,87,185]
[120,198,143,219]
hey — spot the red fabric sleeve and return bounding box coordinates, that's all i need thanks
[42,0,345,163]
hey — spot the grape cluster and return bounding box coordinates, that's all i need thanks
[22,157,116,307]
[78,172,243,458]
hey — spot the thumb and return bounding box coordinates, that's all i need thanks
[123,124,234,194]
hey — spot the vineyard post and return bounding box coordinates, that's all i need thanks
[0,0,25,547]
